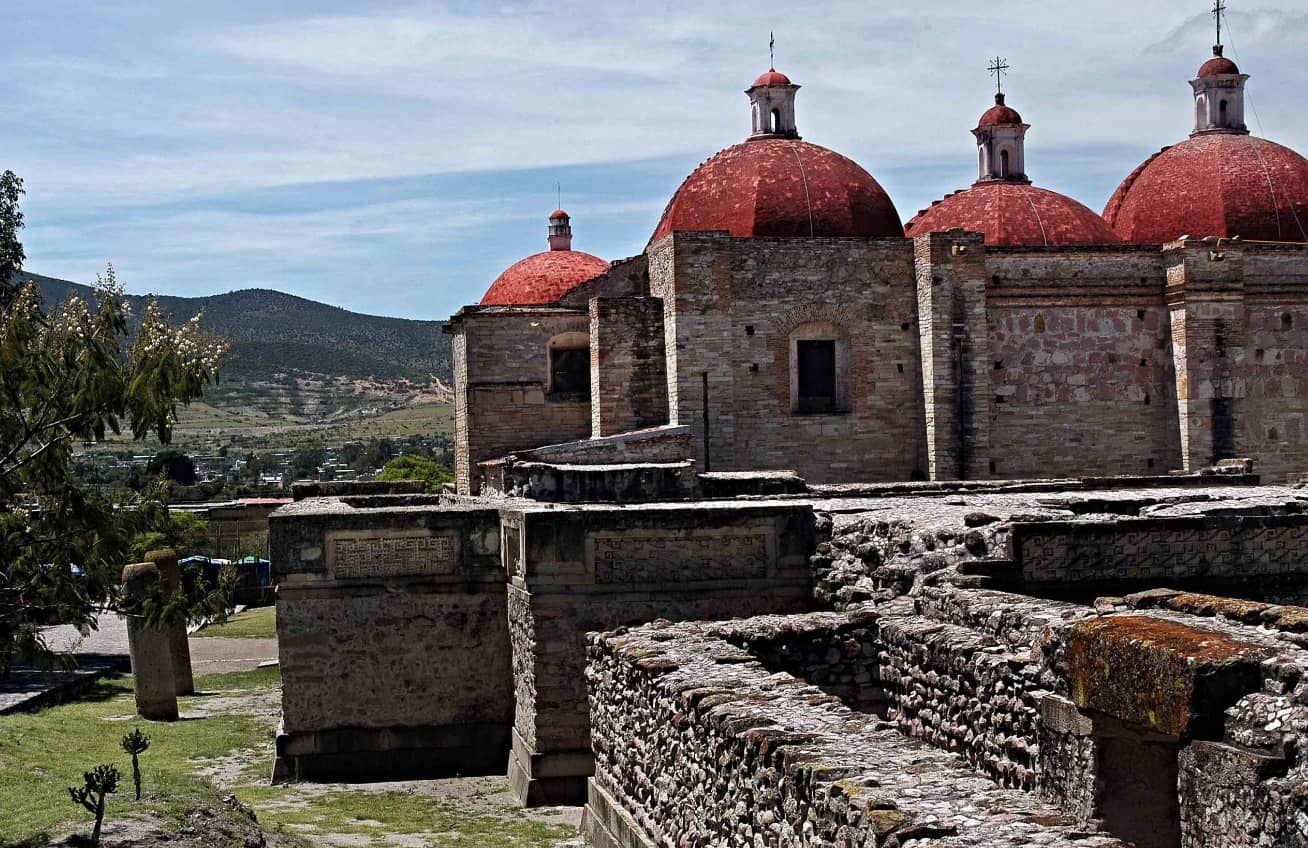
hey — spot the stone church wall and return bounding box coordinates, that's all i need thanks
[449,308,592,493]
[984,248,1181,478]
[1230,246,1308,482]
[651,232,927,483]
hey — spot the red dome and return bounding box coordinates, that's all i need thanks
[549,208,569,219]
[651,138,904,242]
[480,250,610,306]
[1198,55,1240,77]
[978,103,1023,126]
[753,69,792,87]
[906,182,1122,247]
[1104,133,1308,243]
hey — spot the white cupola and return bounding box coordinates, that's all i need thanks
[973,93,1031,184]
[1191,45,1250,135]
[746,68,800,140]
[547,209,572,251]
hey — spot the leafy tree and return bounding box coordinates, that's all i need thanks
[291,445,324,478]
[131,510,213,560]
[0,170,227,676]
[376,453,453,492]
[0,171,24,282]
[147,448,196,485]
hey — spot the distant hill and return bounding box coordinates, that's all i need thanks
[17,272,453,424]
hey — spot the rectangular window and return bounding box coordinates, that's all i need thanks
[796,340,836,414]
[550,347,590,397]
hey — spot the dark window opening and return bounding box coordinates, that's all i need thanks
[550,347,590,397]
[1282,312,1294,330]
[796,340,837,414]
[1219,99,1228,125]
[770,109,782,133]
[1000,149,1010,178]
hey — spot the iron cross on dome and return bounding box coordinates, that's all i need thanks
[988,56,1010,96]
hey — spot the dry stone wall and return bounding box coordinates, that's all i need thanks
[584,616,1128,848]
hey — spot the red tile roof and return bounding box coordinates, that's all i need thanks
[651,138,904,242]
[978,103,1023,126]
[480,250,610,306]
[752,69,792,87]
[905,181,1121,247]
[1198,55,1240,77]
[1104,133,1308,243]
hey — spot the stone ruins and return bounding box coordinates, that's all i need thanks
[268,21,1308,848]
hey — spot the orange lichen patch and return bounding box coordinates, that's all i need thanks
[1266,606,1308,633]
[1067,615,1270,737]
[1163,593,1272,625]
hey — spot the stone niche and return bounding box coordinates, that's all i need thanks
[501,500,817,805]
[269,495,512,782]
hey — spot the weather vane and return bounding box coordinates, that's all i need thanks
[1213,0,1227,47]
[769,32,775,69]
[988,56,1010,96]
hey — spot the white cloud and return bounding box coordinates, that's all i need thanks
[1,0,1306,316]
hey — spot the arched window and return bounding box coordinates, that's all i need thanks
[789,321,851,414]
[1219,99,1228,126]
[1195,95,1207,129]
[1000,149,1010,179]
[770,108,782,133]
[547,331,590,398]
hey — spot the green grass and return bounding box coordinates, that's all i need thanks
[193,664,282,693]
[235,786,573,847]
[0,676,264,844]
[1,663,577,847]
[193,605,277,640]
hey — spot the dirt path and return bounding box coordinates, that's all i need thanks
[189,637,279,674]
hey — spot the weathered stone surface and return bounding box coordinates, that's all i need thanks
[144,548,193,696]
[1067,615,1271,737]
[121,561,178,722]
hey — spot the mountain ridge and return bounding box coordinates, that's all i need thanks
[18,271,454,424]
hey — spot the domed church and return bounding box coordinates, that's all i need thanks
[446,21,1308,494]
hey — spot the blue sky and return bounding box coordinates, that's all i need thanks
[3,1,1306,320]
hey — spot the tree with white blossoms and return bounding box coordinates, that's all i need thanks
[0,170,228,675]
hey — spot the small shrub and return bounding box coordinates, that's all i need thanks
[67,764,119,846]
[120,728,150,800]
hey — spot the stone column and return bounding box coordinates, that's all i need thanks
[1165,239,1247,471]
[915,231,992,480]
[145,548,194,695]
[121,561,178,721]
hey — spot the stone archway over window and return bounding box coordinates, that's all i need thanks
[547,331,590,398]
[788,321,851,414]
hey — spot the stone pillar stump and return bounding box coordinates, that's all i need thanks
[121,561,179,721]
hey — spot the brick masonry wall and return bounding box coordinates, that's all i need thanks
[654,232,927,483]
[454,310,592,493]
[589,297,667,437]
[984,248,1181,478]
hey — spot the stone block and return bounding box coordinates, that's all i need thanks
[1066,615,1271,737]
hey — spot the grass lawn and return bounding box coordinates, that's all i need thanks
[0,664,577,847]
[192,605,277,640]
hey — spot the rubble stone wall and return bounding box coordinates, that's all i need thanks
[584,617,1128,848]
